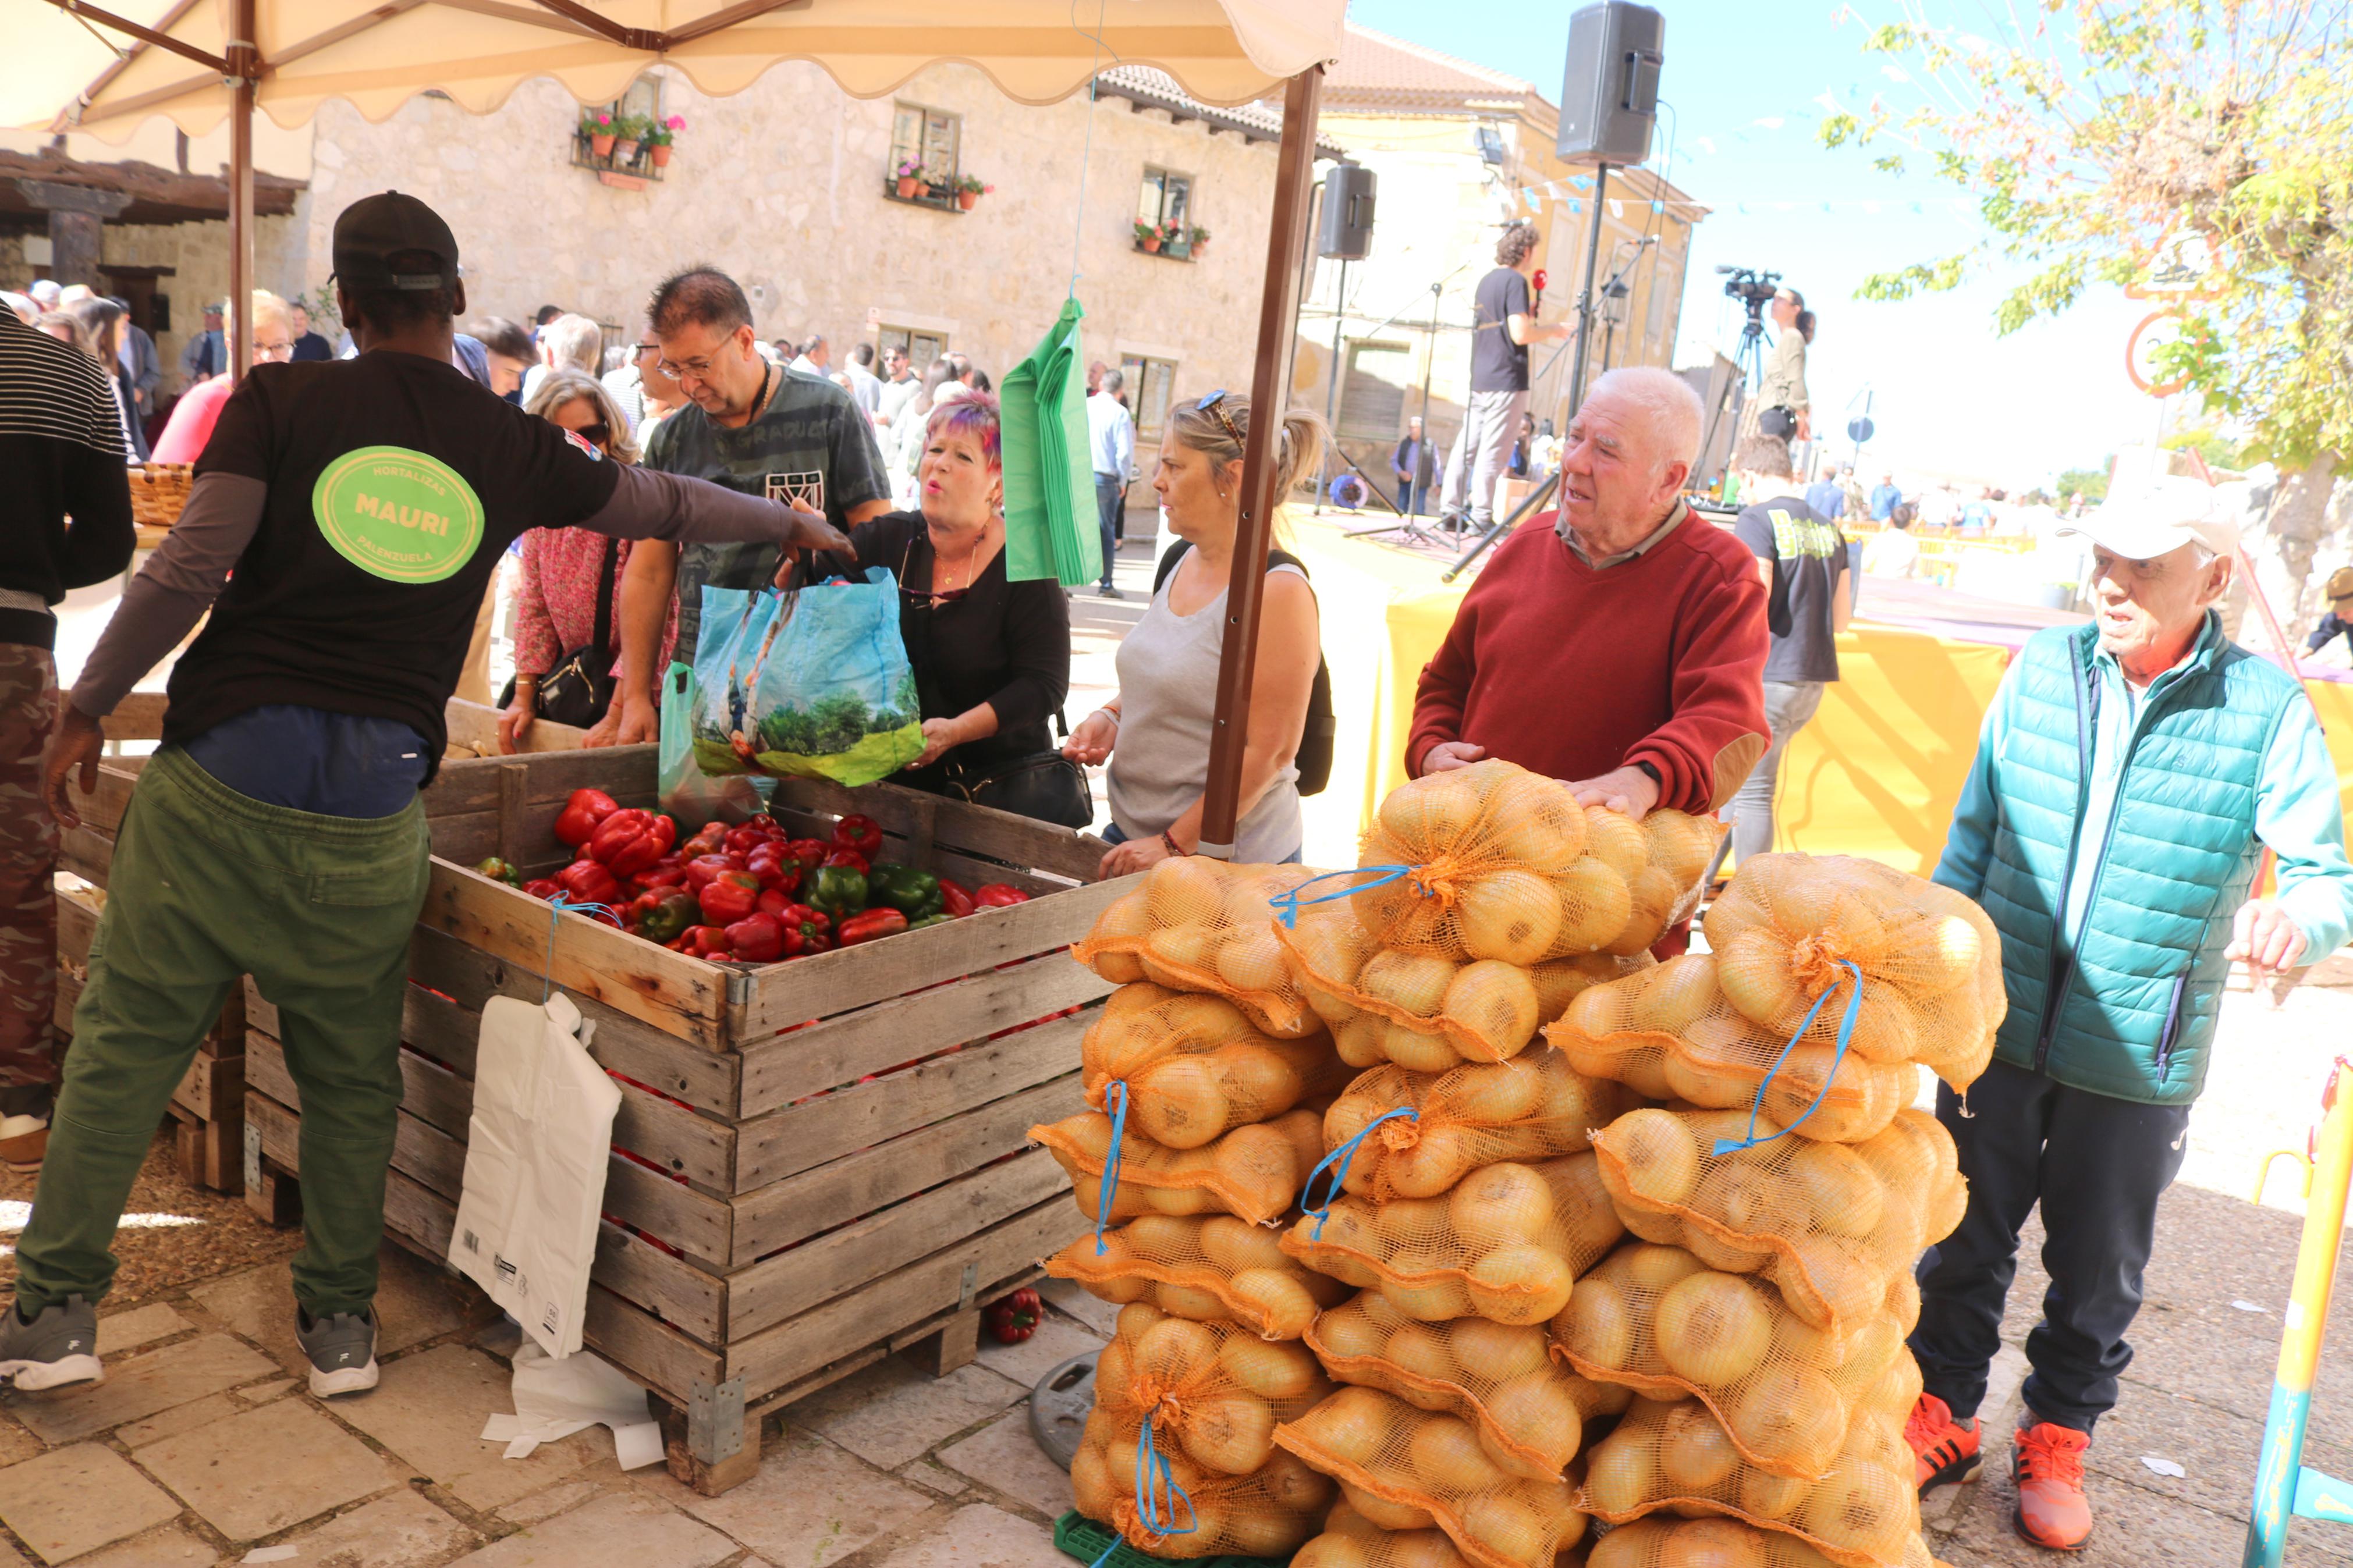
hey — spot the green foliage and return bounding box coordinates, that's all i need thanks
[2056,467,2112,503]
[1822,1,2353,464]
[2162,424,2252,471]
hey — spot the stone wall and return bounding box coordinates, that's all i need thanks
[100,212,310,383]
[300,62,1291,412]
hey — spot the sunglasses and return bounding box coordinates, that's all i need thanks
[899,535,972,607]
[576,422,611,446]
[1197,389,1244,450]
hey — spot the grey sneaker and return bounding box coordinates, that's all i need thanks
[296,1306,378,1397]
[0,1295,102,1391]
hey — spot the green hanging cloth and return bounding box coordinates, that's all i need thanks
[1000,296,1103,586]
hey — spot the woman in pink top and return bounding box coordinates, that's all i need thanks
[150,291,294,464]
[500,370,678,751]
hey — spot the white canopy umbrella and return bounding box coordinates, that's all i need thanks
[8,0,1343,854]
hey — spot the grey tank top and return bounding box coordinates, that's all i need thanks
[1107,561,1308,863]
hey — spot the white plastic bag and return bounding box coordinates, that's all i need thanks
[450,994,622,1359]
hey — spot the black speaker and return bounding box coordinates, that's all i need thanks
[1557,2,1664,166]
[1318,163,1377,261]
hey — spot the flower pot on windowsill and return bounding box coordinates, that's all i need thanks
[590,133,616,158]
[1141,236,1161,253]
[957,190,977,211]
[614,138,640,163]
[896,175,920,198]
[650,145,673,168]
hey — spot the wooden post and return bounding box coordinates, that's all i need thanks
[1197,66,1323,858]
[225,0,256,382]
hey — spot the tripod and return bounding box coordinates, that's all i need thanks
[1344,272,1464,546]
[1695,301,1770,492]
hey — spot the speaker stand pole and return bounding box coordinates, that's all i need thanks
[1316,255,1347,513]
[1563,162,1610,425]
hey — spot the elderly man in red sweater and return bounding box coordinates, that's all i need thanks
[1410,367,1769,821]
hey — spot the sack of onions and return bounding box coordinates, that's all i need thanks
[1305,1290,1630,1480]
[1282,1154,1624,1327]
[1081,983,1350,1150]
[1586,1512,1942,1568]
[1321,1054,1630,1203]
[1070,1399,1336,1559]
[1035,1105,1326,1228]
[1074,859,1328,1037]
[1048,1212,1351,1339]
[1294,1499,1494,1568]
[1588,1107,1965,1333]
[1553,1242,1918,1480]
[1348,759,1723,963]
[1274,1385,1589,1568]
[1581,1396,1921,1567]
[1093,1302,1335,1475]
[1548,955,1916,1144]
[1701,853,2005,1092]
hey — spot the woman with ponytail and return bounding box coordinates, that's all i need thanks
[1063,390,1328,874]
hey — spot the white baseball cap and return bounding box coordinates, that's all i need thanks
[2058,475,2240,561]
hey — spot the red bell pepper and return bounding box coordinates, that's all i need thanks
[553,787,620,847]
[971,883,1031,908]
[837,907,908,947]
[822,846,869,875]
[589,809,675,877]
[723,824,771,855]
[630,860,687,895]
[679,925,733,959]
[938,877,974,919]
[555,859,623,907]
[698,870,761,924]
[783,837,831,874]
[723,912,787,962]
[683,854,739,893]
[983,1286,1042,1343]
[833,813,885,858]
[743,845,803,895]
[523,877,563,900]
[681,828,726,860]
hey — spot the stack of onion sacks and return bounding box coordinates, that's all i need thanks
[1076,983,1352,1150]
[1074,858,1326,1037]
[1067,1301,1339,1559]
[1048,1211,1352,1342]
[1034,1105,1326,1228]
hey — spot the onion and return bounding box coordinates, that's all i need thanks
[1775,1235,1883,1329]
[1560,1276,1635,1369]
[1715,926,1800,1027]
[1604,1108,1703,1206]
[1335,1016,1387,1068]
[1736,1465,1807,1520]
[1449,1163,1556,1245]
[1385,1321,1461,1385]
[1459,871,1566,966]
[1314,1302,1390,1362]
[1407,1413,1508,1492]
[1375,1195,1451,1248]
[1798,1463,1914,1557]
[1181,1389,1278,1474]
[1304,1386,1394,1465]
[1214,1043,1310,1125]
[1645,811,1721,889]
[1485,771,1587,871]
[1070,1434,1117,1519]
[1692,1164,1807,1245]
[1388,1531,1475,1568]
[1622,1242,1711,1295]
[1482,1371,1582,1473]
[1467,1245,1574,1325]
[1381,1250,1474,1321]
[1582,1427,1654,1515]
[1146,855,1230,926]
[1641,954,1724,1032]
[1156,1282,1230,1320]
[1293,1535,1372,1568]
[1663,1517,1772,1568]
[1223,1499,1311,1558]
[1229,1270,1319,1338]
[1138,1316,1222,1385]
[1788,1142,1887,1238]
[1584,806,1650,879]
[1339,1481,1436,1531]
[1728,1363,1846,1471]
[1655,1272,1773,1387]
[1387,1125,1478,1200]
[1442,961,1542,1057]
[1554,859,1635,952]
[1141,925,1219,982]
[1447,1318,1552,1381]
[1381,767,1487,848]
[1219,1334,1319,1402]
[1361,950,1460,1017]
[1134,1055,1234,1149]
[1216,923,1293,994]
[1563,976,1632,1040]
[1383,1021,1464,1075]
[1457,1490,1555,1567]
[1201,1215,1290,1276]
[1658,1400,1742,1491]
[1529,957,1609,1024]
[1606,866,1683,957]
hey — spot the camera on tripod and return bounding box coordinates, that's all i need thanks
[1717,265,1783,315]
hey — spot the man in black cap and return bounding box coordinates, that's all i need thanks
[0,193,847,1401]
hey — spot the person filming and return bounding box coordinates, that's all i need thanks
[1438,223,1568,535]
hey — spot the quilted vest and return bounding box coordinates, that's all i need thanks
[1976,616,2297,1104]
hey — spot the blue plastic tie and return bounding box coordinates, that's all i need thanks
[1132,1415,1198,1540]
[1711,959,1865,1155]
[1094,1080,1130,1257]
[541,893,620,1003]
[1269,865,1428,929]
[1300,1107,1418,1239]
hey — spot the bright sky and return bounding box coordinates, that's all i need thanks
[1342,0,2164,489]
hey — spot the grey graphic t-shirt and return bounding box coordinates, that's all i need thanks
[643,372,889,662]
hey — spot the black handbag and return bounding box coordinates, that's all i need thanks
[940,742,1095,829]
[497,537,619,729]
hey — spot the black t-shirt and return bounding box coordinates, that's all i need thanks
[1470,266,1533,393]
[1734,493,1847,685]
[169,351,620,763]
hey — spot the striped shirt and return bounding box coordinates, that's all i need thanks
[1,310,137,645]
[0,308,127,457]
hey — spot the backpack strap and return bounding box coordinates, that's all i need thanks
[1152,538,1193,596]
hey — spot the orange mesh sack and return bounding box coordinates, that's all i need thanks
[1343,760,1723,963]
[1081,983,1350,1149]
[1321,1054,1633,1202]
[1548,957,1915,1145]
[1283,1154,1626,1326]
[1035,1107,1327,1227]
[1306,1289,1632,1480]
[1092,1303,1336,1474]
[1073,860,1326,1037]
[1070,1399,1336,1559]
[1588,1108,1965,1334]
[1048,1213,1352,1339]
[1700,854,2006,1092]
[1581,1396,1920,1567]
[1586,1515,1938,1568]
[1553,1243,1918,1480]
[1275,1386,1589,1568]
[1296,1501,1594,1567]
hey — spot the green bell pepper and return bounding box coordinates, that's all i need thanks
[807,863,869,922]
[908,912,955,930]
[865,862,945,919]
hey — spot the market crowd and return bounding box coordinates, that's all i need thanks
[8,194,2353,1563]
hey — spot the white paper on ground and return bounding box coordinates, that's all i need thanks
[448,993,622,1358]
[2141,1456,2187,1478]
[480,1342,665,1470]
[241,1550,299,1563]
[2232,1299,2271,1313]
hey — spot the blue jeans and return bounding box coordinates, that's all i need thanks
[1397,481,1428,518]
[1102,821,1303,865]
[1094,474,1124,587]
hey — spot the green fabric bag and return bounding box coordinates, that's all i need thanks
[1052,1510,1293,1567]
[1001,297,1103,587]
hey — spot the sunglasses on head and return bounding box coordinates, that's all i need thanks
[1197,389,1244,449]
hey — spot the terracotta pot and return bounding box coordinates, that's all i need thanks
[1141,236,1160,253]
[614,138,640,162]
[650,144,673,168]
[897,176,920,197]
[590,132,616,157]
[957,190,977,211]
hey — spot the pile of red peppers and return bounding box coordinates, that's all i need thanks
[481,792,1032,964]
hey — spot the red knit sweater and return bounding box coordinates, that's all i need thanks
[1407,507,1771,813]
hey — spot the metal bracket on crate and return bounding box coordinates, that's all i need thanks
[242,1121,263,1194]
[688,1377,747,1463]
[957,1261,979,1313]
[725,969,753,1008]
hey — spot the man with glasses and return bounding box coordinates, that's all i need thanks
[876,344,919,429]
[603,267,892,746]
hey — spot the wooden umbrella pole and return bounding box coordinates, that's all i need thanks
[225,0,257,382]
[1197,64,1323,860]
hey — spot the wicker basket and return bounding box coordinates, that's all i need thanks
[129,464,195,528]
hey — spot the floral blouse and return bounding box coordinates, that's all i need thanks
[512,527,677,680]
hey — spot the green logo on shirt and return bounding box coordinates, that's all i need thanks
[311,446,484,583]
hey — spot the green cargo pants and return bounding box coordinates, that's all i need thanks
[16,746,428,1317]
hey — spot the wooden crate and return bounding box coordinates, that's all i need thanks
[213,744,1119,1494]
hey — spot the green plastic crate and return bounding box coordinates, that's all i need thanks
[1053,1510,1296,1567]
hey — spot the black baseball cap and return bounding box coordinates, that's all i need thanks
[332,191,459,291]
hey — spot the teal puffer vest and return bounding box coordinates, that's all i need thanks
[1973,617,2297,1104]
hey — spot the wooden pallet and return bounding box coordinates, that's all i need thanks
[176,744,1119,1495]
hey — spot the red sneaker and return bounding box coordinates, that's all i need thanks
[2012,1420,2094,1551]
[1904,1392,1982,1494]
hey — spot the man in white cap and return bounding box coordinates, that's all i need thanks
[1903,476,2353,1549]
